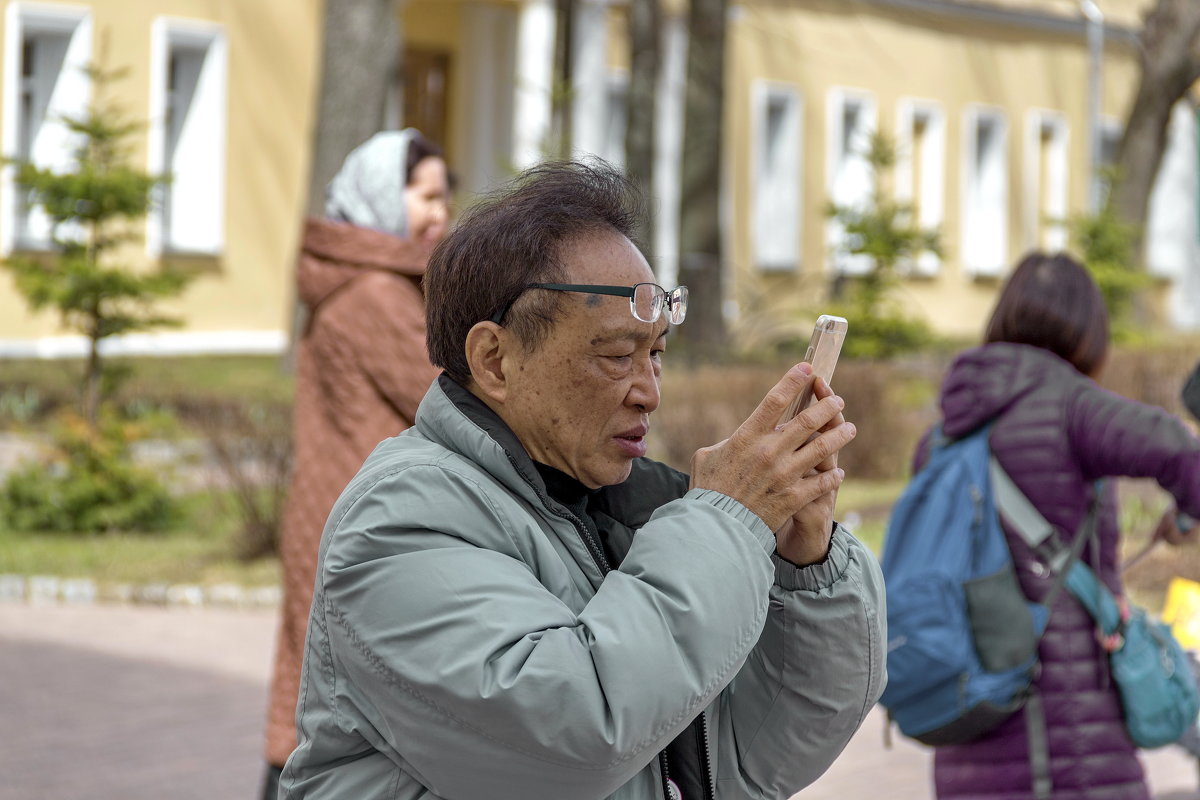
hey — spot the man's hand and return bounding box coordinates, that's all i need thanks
[773,376,845,565]
[689,364,856,537]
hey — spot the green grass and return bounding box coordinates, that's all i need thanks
[0,355,293,428]
[116,354,294,403]
[0,490,280,587]
[0,354,291,587]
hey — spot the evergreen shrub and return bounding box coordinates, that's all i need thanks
[1,413,179,534]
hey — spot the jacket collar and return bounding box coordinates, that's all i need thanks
[430,374,553,498]
[416,373,690,539]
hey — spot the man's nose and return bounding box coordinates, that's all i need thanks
[628,357,661,413]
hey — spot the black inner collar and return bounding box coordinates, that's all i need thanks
[533,460,595,516]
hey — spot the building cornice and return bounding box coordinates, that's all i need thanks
[844,0,1140,46]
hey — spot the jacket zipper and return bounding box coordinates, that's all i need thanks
[659,751,673,799]
[698,713,715,800]
[543,491,707,800]
[537,485,610,576]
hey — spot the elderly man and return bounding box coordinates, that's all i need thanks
[280,161,886,800]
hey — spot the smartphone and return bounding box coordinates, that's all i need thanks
[777,315,848,426]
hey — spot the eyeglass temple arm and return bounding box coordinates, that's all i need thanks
[530,283,635,298]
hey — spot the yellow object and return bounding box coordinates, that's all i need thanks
[1162,578,1200,651]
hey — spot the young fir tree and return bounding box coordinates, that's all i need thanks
[3,61,191,425]
[1068,170,1149,343]
[825,131,941,358]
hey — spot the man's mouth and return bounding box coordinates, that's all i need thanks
[613,425,649,458]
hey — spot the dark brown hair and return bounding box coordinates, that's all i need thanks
[424,160,646,384]
[984,251,1109,376]
[405,132,457,191]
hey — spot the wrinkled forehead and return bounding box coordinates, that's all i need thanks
[559,228,655,285]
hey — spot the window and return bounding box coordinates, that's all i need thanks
[1024,110,1068,252]
[1098,118,1121,170]
[1,3,91,254]
[601,72,628,168]
[961,107,1009,277]
[1094,117,1123,209]
[826,89,876,275]
[752,82,801,271]
[568,1,625,167]
[1146,101,1199,280]
[147,18,227,256]
[896,99,945,275]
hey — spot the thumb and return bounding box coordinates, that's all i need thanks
[747,363,813,431]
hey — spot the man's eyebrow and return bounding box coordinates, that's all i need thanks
[590,325,671,346]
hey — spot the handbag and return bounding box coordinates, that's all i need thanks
[1064,561,1200,748]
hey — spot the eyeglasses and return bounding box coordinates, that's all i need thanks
[491,282,688,325]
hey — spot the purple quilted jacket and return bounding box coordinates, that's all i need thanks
[921,343,1200,800]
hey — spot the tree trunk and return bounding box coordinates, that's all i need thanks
[625,0,661,255]
[288,0,400,371]
[84,325,101,427]
[304,0,401,218]
[675,0,727,362]
[1109,0,1200,267]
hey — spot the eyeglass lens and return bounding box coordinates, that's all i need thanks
[631,283,687,324]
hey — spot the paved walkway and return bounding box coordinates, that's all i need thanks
[1,602,1198,799]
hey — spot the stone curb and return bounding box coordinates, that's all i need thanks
[0,573,281,610]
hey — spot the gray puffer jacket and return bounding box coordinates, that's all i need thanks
[280,375,886,799]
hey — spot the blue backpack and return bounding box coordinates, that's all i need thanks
[879,424,1092,751]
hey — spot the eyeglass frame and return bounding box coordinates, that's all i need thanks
[489,282,688,326]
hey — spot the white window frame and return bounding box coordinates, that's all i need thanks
[1095,115,1123,208]
[1023,109,1069,253]
[1098,116,1122,171]
[1,2,92,255]
[652,14,686,288]
[751,80,802,272]
[826,87,877,275]
[146,17,228,257]
[961,105,1009,277]
[569,0,608,160]
[895,98,945,276]
[600,69,628,168]
[1146,100,1199,281]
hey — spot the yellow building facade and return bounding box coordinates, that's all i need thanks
[0,0,1194,357]
[0,0,321,356]
[723,0,1197,339]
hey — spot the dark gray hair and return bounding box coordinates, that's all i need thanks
[425,160,647,384]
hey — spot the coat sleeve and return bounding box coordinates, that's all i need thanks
[1067,383,1200,518]
[712,525,888,798]
[317,467,779,800]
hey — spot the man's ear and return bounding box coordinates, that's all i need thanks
[465,321,510,404]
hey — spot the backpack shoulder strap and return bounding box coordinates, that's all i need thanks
[987,455,1102,800]
[989,457,1103,566]
[989,457,1060,558]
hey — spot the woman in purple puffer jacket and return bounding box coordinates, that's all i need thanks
[921,252,1200,800]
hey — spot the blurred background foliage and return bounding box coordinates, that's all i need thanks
[0,340,1196,608]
